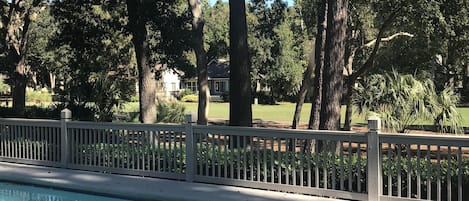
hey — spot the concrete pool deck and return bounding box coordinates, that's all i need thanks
[0,162,343,201]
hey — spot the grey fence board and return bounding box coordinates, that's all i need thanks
[0,113,468,201]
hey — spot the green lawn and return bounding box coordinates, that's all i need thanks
[124,101,469,127]
[124,102,368,125]
[459,107,469,126]
[182,102,370,125]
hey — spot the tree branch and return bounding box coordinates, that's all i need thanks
[362,32,414,48]
[349,5,405,83]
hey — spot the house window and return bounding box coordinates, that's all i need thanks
[171,82,176,91]
[214,81,226,93]
[186,81,197,92]
[219,81,226,92]
[215,82,220,92]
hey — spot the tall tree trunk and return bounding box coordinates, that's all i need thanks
[49,73,56,91]
[343,82,353,130]
[12,62,26,113]
[292,47,314,129]
[319,0,348,131]
[126,0,157,123]
[463,65,469,103]
[5,0,40,115]
[229,0,252,127]
[188,0,209,125]
[308,0,327,130]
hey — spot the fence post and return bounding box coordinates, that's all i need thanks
[61,109,72,167]
[185,113,195,182]
[367,116,381,201]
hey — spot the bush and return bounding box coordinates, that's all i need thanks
[354,72,462,133]
[178,89,195,100]
[255,91,275,105]
[157,102,186,123]
[181,94,198,102]
[0,106,60,119]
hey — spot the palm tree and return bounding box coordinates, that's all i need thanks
[354,71,462,133]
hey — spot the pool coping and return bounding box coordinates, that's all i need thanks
[0,162,343,201]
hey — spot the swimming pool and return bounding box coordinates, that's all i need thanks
[0,182,131,201]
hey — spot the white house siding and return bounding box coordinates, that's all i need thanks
[157,69,181,100]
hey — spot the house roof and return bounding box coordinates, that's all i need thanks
[207,59,230,79]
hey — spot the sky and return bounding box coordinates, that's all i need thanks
[208,0,295,6]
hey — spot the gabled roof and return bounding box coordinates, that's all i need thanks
[207,59,230,79]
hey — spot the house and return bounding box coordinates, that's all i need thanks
[155,64,181,101]
[181,59,230,96]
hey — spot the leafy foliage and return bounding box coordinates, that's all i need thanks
[156,102,186,123]
[51,1,136,121]
[248,1,306,102]
[204,1,229,60]
[177,89,195,100]
[181,94,198,102]
[354,72,462,133]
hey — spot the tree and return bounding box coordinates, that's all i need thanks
[248,1,306,103]
[307,0,327,130]
[204,1,229,60]
[318,0,348,130]
[2,0,44,115]
[269,16,304,102]
[126,0,157,123]
[229,0,252,127]
[355,72,462,133]
[188,0,209,125]
[53,1,136,121]
[293,0,328,130]
[291,0,317,129]
[26,5,64,91]
[343,4,410,130]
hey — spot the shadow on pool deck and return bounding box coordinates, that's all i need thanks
[0,162,343,201]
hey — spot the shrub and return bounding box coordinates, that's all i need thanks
[157,102,186,123]
[255,91,275,105]
[181,94,198,102]
[0,106,60,119]
[433,88,463,133]
[354,72,462,133]
[178,89,195,100]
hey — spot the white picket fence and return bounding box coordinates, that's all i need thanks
[0,109,468,201]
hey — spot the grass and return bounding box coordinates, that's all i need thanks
[183,102,370,124]
[123,102,368,125]
[459,107,469,126]
[123,101,469,127]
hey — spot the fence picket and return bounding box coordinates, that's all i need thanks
[1,115,468,201]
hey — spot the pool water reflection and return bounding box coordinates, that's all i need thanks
[0,182,131,201]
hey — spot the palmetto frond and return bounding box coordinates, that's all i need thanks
[354,72,462,133]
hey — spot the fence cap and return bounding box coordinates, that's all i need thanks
[61,109,72,119]
[367,115,381,131]
[185,113,193,123]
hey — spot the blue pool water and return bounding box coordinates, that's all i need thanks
[0,182,131,201]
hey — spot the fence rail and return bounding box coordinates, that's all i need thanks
[0,110,468,201]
